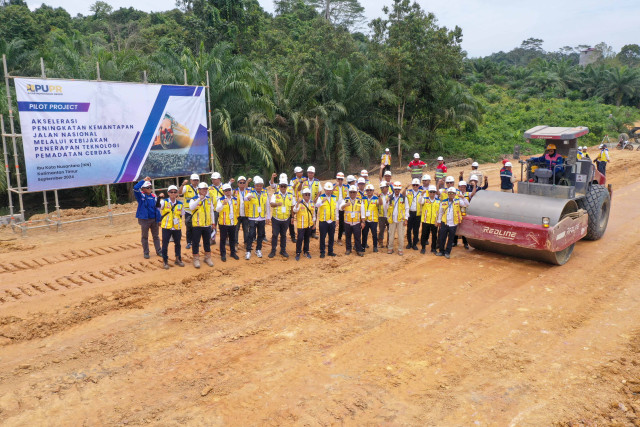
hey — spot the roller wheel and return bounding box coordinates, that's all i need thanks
[577,184,610,240]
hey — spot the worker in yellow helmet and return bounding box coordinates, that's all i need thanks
[293,188,316,260]
[158,185,185,269]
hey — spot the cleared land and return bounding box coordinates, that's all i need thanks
[1,147,639,426]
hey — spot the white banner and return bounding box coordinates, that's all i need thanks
[14,78,209,191]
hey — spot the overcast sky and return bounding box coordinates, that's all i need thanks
[25,0,638,57]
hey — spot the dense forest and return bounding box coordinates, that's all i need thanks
[1,0,639,210]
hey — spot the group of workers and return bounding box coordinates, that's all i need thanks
[134,143,611,269]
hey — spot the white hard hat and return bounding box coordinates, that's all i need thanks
[279,173,288,181]
[421,174,431,181]
[324,182,334,191]
[360,169,368,176]
[380,181,388,188]
[168,185,178,192]
[141,181,152,188]
[447,187,457,194]
[599,144,605,148]
[365,184,374,190]
[197,182,208,189]
[469,174,479,182]
[348,185,358,192]
[445,176,455,183]
[384,170,392,176]
[346,175,356,182]
[411,178,420,185]
[393,181,402,190]
[505,162,512,167]
[437,156,444,161]
[190,173,200,181]
[294,166,303,173]
[254,176,264,185]
[458,181,467,187]
[302,188,311,195]
[221,183,232,191]
[428,185,437,192]
[211,172,221,180]
[278,178,288,185]
[336,172,345,179]
[237,175,246,182]
[385,148,390,152]
[413,153,420,159]
[471,162,479,167]
[307,166,315,173]
[357,177,366,184]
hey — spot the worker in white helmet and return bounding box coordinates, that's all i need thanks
[361,183,380,252]
[436,187,468,259]
[380,148,391,180]
[435,156,447,185]
[377,181,391,248]
[360,169,370,184]
[233,175,252,252]
[244,176,270,259]
[460,161,484,185]
[269,176,296,258]
[215,183,240,262]
[408,153,426,180]
[180,173,201,249]
[293,188,316,260]
[404,177,422,250]
[594,143,610,175]
[134,177,162,260]
[581,146,590,160]
[382,170,393,186]
[453,181,474,250]
[339,185,365,256]
[467,174,488,193]
[158,185,185,269]
[209,171,231,245]
[356,177,367,200]
[300,166,321,238]
[189,182,216,268]
[500,162,516,193]
[288,166,305,242]
[333,172,349,245]
[387,181,409,255]
[418,184,439,254]
[317,182,339,258]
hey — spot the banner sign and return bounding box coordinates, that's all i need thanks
[14,78,210,191]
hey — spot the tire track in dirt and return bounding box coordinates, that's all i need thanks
[0,243,140,274]
[0,259,164,306]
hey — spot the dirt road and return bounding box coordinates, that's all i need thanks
[1,147,639,426]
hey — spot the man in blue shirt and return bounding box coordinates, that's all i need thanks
[500,162,516,193]
[134,177,162,259]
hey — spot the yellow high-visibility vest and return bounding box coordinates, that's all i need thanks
[420,198,440,225]
[440,199,462,225]
[191,197,214,227]
[363,196,379,222]
[295,201,314,229]
[273,192,294,221]
[317,194,337,222]
[218,197,239,226]
[160,200,184,229]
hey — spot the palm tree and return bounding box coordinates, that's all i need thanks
[597,66,640,107]
[525,70,566,93]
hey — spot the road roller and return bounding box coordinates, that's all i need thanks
[457,126,611,265]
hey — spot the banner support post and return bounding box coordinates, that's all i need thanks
[183,69,187,86]
[0,115,15,224]
[143,70,147,84]
[40,57,61,230]
[106,184,113,225]
[96,62,101,81]
[3,54,26,233]
[40,57,46,78]
[206,70,214,173]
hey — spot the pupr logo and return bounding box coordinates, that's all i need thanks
[26,84,63,94]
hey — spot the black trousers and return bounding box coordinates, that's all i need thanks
[247,220,265,251]
[420,223,438,251]
[184,212,193,245]
[338,210,345,240]
[296,227,312,254]
[454,235,468,246]
[289,219,296,240]
[235,215,249,246]
[597,161,607,176]
[344,223,363,252]
[271,218,289,253]
[319,221,336,254]
[406,211,420,246]
[191,226,211,254]
[219,224,237,257]
[437,223,457,255]
[161,228,182,262]
[362,221,378,249]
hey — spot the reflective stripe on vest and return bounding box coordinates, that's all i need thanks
[363,197,379,222]
[344,199,362,222]
[440,199,462,225]
[192,197,213,227]
[387,196,406,224]
[421,198,439,224]
[248,190,268,219]
[218,197,239,226]
[295,202,314,228]
[273,192,293,221]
